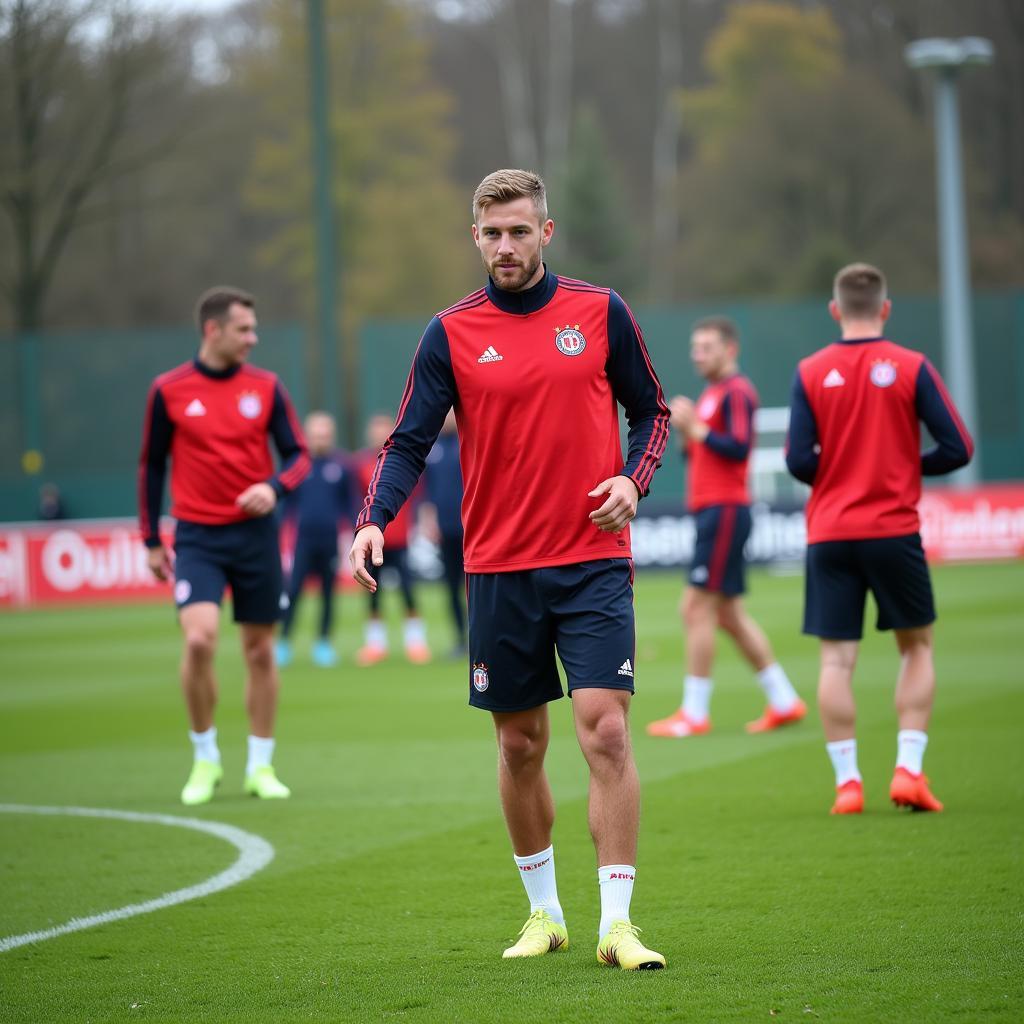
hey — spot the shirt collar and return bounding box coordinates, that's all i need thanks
[837,336,886,345]
[485,265,559,315]
[193,355,242,379]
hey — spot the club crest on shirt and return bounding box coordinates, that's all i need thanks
[869,359,898,388]
[322,461,342,483]
[472,662,490,692]
[697,395,718,420]
[237,391,263,418]
[554,324,586,357]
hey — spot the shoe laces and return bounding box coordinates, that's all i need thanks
[607,921,642,942]
[517,910,551,937]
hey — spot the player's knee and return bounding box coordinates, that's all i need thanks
[182,627,217,664]
[581,711,629,767]
[241,632,275,672]
[497,726,545,773]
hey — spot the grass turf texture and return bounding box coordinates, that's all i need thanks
[0,562,1021,1023]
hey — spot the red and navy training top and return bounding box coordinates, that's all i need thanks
[138,358,310,546]
[686,373,758,512]
[356,269,670,574]
[785,337,973,544]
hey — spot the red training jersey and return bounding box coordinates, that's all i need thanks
[356,270,669,573]
[138,359,310,544]
[685,373,757,512]
[786,337,973,544]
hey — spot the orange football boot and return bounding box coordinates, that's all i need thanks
[890,767,943,812]
[405,643,432,665]
[746,698,807,734]
[355,645,388,667]
[646,709,711,738]
[830,779,864,815]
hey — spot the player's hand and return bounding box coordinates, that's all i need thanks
[588,475,639,533]
[146,544,172,582]
[349,525,384,592]
[669,395,694,433]
[235,482,277,517]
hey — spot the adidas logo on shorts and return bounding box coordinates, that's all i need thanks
[618,659,634,678]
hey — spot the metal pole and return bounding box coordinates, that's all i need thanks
[306,0,339,420]
[932,69,980,485]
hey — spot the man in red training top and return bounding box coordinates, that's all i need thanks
[647,317,804,740]
[349,169,669,969]
[786,263,973,815]
[139,286,310,805]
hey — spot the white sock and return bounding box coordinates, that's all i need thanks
[598,865,635,939]
[189,727,220,765]
[403,616,426,647]
[756,663,800,712]
[826,738,861,786]
[896,730,928,775]
[366,619,387,650]
[682,676,712,721]
[246,735,275,777]
[513,845,564,925]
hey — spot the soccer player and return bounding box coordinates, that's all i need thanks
[276,411,354,668]
[139,286,310,805]
[420,409,468,657]
[785,263,973,814]
[647,317,804,738]
[349,169,670,970]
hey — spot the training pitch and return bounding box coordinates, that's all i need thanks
[1,562,1021,1022]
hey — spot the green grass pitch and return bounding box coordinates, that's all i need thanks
[1,562,1021,1023]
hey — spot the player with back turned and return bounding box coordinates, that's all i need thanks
[139,287,310,805]
[349,169,670,969]
[786,263,973,814]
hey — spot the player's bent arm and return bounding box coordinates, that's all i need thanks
[704,388,753,461]
[267,382,311,497]
[916,360,975,475]
[785,370,820,484]
[605,291,670,497]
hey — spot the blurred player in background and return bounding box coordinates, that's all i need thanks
[786,263,973,814]
[350,169,670,969]
[139,286,309,805]
[353,413,431,665]
[420,409,467,657]
[276,411,354,669]
[648,317,803,739]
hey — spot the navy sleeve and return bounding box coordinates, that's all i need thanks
[138,384,172,548]
[916,360,975,476]
[785,369,819,484]
[704,387,754,462]
[605,291,670,496]
[267,382,311,496]
[356,317,456,532]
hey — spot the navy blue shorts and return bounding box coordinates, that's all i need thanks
[803,533,936,640]
[689,504,751,596]
[466,559,636,713]
[173,517,284,624]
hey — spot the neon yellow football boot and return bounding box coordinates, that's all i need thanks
[180,759,223,806]
[502,910,569,959]
[596,921,666,970]
[243,765,291,799]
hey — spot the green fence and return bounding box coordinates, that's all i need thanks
[1,292,1021,521]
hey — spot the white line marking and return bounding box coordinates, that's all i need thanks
[0,804,274,953]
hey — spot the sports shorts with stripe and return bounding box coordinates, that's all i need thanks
[688,503,751,597]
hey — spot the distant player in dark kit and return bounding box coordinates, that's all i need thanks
[647,317,803,739]
[350,169,670,969]
[139,286,310,805]
[420,409,467,657]
[786,263,973,815]
[276,411,355,669]
[353,413,431,666]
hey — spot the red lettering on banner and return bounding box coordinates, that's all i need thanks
[919,484,1024,563]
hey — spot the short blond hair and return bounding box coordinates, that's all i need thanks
[472,169,548,224]
[834,262,887,318]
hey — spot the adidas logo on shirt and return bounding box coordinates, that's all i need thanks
[184,399,207,416]
[618,659,634,678]
[477,346,503,363]
[823,368,846,388]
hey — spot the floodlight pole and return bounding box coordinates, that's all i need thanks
[905,37,993,487]
[306,0,339,422]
